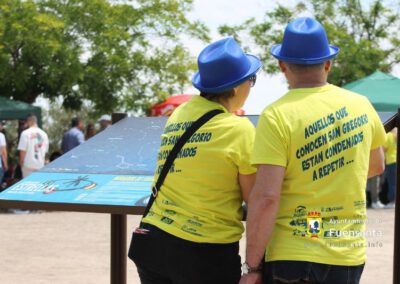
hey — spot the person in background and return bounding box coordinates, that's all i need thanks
[61,117,85,153]
[17,119,28,144]
[383,127,397,208]
[98,114,111,132]
[85,122,96,140]
[241,17,386,284]
[367,175,385,209]
[0,122,8,182]
[0,120,6,135]
[17,114,49,178]
[129,37,262,284]
[13,119,29,180]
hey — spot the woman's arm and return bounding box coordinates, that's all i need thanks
[239,173,256,203]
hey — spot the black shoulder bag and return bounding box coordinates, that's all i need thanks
[142,109,224,220]
[129,109,223,262]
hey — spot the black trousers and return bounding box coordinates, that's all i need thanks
[263,260,365,284]
[128,223,241,284]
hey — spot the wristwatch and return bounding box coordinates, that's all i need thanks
[242,261,262,274]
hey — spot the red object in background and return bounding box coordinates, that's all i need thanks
[151,95,194,116]
[150,94,245,116]
[234,109,245,116]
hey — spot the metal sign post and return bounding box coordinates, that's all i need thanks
[394,110,400,284]
[111,113,128,284]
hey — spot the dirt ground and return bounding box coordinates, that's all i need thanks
[0,209,395,284]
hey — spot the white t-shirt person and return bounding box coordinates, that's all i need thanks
[0,132,6,171]
[18,127,49,175]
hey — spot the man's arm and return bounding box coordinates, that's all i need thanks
[240,164,285,284]
[368,147,385,178]
[19,150,26,168]
[1,146,7,171]
[77,131,85,144]
[17,132,28,167]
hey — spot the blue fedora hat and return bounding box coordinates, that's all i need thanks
[270,17,339,64]
[192,37,262,93]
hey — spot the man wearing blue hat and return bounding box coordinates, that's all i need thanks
[241,17,387,284]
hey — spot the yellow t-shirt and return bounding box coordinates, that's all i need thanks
[384,132,397,165]
[252,84,386,266]
[143,96,256,243]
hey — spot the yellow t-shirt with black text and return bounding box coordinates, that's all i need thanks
[143,96,256,243]
[384,132,397,165]
[252,84,386,265]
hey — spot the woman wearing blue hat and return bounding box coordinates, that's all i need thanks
[129,37,262,284]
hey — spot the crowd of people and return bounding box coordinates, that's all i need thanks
[0,114,112,191]
[367,127,398,209]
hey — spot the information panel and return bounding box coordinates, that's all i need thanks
[0,173,152,207]
[0,113,395,212]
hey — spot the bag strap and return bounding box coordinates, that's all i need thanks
[142,109,224,218]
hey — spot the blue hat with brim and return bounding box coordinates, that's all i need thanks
[270,17,339,65]
[192,37,262,93]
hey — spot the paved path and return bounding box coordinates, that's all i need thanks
[0,209,395,284]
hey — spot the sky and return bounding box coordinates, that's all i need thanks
[182,0,294,114]
[183,0,400,114]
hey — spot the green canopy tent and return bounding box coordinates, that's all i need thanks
[343,71,400,112]
[0,96,42,127]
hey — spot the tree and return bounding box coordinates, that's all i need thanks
[219,0,400,86]
[0,0,209,114]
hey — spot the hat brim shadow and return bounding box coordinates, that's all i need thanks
[192,54,262,93]
[270,44,339,65]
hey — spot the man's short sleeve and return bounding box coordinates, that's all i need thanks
[43,132,49,153]
[17,132,28,151]
[252,110,288,167]
[0,133,6,147]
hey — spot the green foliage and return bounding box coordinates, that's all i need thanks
[2,120,19,166]
[219,0,400,86]
[0,0,209,114]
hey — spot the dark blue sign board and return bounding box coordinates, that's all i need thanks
[0,117,166,213]
[43,117,168,176]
